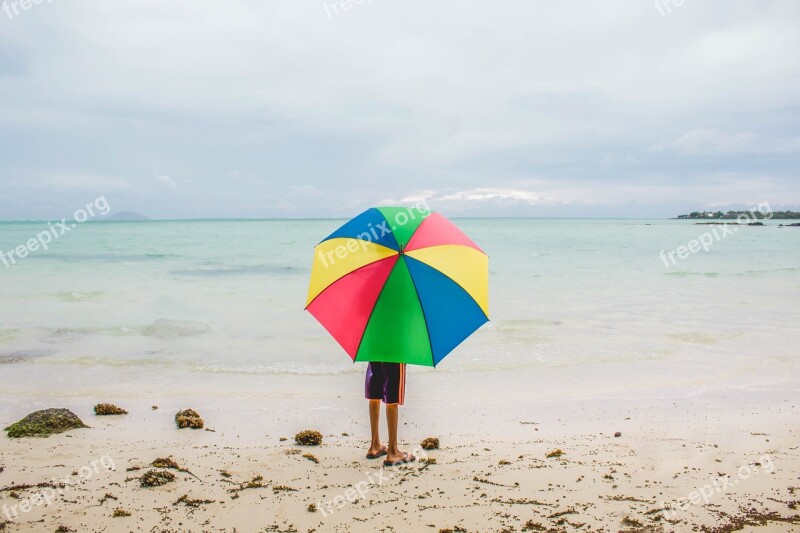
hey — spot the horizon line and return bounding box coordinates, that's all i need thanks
[0,216,694,222]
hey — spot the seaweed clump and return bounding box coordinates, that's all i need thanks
[94,404,128,416]
[4,409,89,438]
[227,475,268,498]
[112,508,131,517]
[175,409,204,429]
[151,457,201,481]
[140,470,176,487]
[174,494,215,508]
[522,521,547,531]
[294,430,322,446]
[420,437,440,450]
[546,449,565,458]
[152,457,181,469]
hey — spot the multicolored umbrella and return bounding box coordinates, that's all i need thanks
[305,207,489,367]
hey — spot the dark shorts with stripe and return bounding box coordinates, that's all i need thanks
[365,362,406,405]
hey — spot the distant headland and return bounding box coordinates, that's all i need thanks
[675,210,800,220]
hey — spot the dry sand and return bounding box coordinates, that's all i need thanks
[1,389,798,532]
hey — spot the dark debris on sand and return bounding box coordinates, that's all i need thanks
[98,493,118,505]
[140,469,176,487]
[228,475,268,497]
[174,494,215,508]
[421,437,440,450]
[294,430,322,446]
[151,457,202,481]
[175,409,204,429]
[700,507,800,533]
[521,521,547,531]
[94,403,128,416]
[4,409,89,438]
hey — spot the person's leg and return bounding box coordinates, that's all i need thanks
[367,399,384,456]
[384,363,414,464]
[365,363,387,458]
[385,404,414,463]
[385,403,399,456]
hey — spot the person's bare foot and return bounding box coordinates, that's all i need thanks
[366,444,388,459]
[384,451,415,466]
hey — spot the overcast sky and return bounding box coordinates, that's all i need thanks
[1,1,798,219]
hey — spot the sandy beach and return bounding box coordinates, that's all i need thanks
[1,219,798,532]
[2,388,798,533]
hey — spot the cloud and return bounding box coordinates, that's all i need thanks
[155,174,177,189]
[47,174,130,190]
[659,129,756,155]
[439,188,541,204]
[155,173,191,189]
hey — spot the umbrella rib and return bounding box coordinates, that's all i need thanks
[351,258,397,362]
[402,255,436,368]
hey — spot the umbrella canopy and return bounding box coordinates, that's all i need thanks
[305,207,488,367]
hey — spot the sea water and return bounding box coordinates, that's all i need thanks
[0,218,798,403]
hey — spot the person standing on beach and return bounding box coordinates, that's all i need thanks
[364,362,416,465]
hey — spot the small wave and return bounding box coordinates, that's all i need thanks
[0,328,22,341]
[171,265,307,277]
[56,291,104,302]
[192,362,361,376]
[664,271,720,278]
[28,253,179,263]
[495,319,562,332]
[50,327,99,338]
[36,355,173,367]
[24,355,360,376]
[143,319,212,338]
[432,349,669,373]
[46,326,144,340]
[665,332,741,345]
[0,349,54,364]
[733,267,800,277]
[665,267,800,278]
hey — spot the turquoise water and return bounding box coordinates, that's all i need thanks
[0,219,798,401]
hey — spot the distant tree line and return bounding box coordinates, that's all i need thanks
[676,210,800,220]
